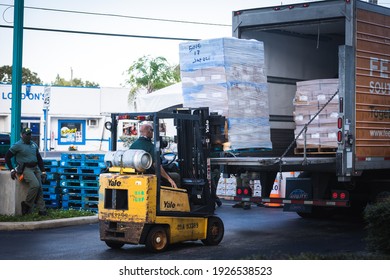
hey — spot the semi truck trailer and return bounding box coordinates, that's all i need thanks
[210,0,390,217]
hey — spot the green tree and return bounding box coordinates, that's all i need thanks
[52,74,99,87]
[125,55,180,102]
[85,80,100,87]
[173,64,181,82]
[0,65,42,84]
[52,74,68,86]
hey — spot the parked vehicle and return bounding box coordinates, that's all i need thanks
[209,0,390,217]
[99,109,224,252]
[0,133,10,168]
[101,0,389,225]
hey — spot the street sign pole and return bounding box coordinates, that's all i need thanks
[43,108,48,157]
[43,86,51,157]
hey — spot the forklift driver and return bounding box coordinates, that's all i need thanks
[130,123,179,188]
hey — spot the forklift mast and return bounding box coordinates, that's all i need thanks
[175,108,210,183]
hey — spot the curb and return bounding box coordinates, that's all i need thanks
[0,215,98,231]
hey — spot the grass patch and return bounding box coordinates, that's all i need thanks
[0,209,96,222]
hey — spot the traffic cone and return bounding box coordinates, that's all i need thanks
[264,180,282,207]
[265,172,297,207]
[264,172,288,208]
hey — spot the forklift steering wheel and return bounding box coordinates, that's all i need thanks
[161,152,177,167]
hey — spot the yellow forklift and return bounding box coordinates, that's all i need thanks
[99,108,225,252]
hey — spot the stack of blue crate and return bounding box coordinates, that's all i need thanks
[42,158,61,209]
[58,153,106,212]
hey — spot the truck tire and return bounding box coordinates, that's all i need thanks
[201,216,224,246]
[145,226,169,253]
[105,241,125,249]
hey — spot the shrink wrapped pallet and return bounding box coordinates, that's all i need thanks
[293,79,339,151]
[179,37,271,150]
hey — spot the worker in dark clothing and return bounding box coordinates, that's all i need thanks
[211,167,222,208]
[130,123,178,188]
[5,127,47,216]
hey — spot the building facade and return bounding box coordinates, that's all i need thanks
[0,84,135,152]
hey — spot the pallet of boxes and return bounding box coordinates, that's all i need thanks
[179,37,271,198]
[293,79,339,154]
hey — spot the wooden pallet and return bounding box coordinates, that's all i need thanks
[294,145,337,155]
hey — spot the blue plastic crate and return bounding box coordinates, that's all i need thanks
[60,160,106,168]
[42,186,61,194]
[62,186,99,195]
[80,181,99,188]
[45,200,61,209]
[57,166,104,175]
[45,172,58,180]
[59,173,99,181]
[42,180,58,187]
[43,159,59,167]
[60,180,98,188]
[44,166,58,173]
[61,153,105,162]
[61,153,85,161]
[84,154,105,162]
[60,180,82,188]
[43,193,61,201]
[62,200,98,212]
[62,193,99,202]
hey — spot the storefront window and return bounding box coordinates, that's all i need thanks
[58,120,86,145]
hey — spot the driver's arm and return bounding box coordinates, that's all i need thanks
[160,166,177,188]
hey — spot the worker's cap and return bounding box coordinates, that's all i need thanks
[21,127,32,135]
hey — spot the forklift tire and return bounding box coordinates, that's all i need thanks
[145,226,169,253]
[105,241,125,249]
[201,216,224,246]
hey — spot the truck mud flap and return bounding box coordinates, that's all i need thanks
[283,177,312,212]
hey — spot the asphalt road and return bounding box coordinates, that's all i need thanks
[0,200,368,260]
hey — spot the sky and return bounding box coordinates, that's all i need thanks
[0,0,389,87]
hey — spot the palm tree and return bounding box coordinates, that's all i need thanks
[125,55,180,103]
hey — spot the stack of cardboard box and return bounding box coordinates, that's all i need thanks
[293,79,339,150]
[179,37,272,150]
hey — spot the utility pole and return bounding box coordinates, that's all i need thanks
[10,0,24,145]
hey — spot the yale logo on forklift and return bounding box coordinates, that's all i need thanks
[160,187,190,212]
[108,179,121,186]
